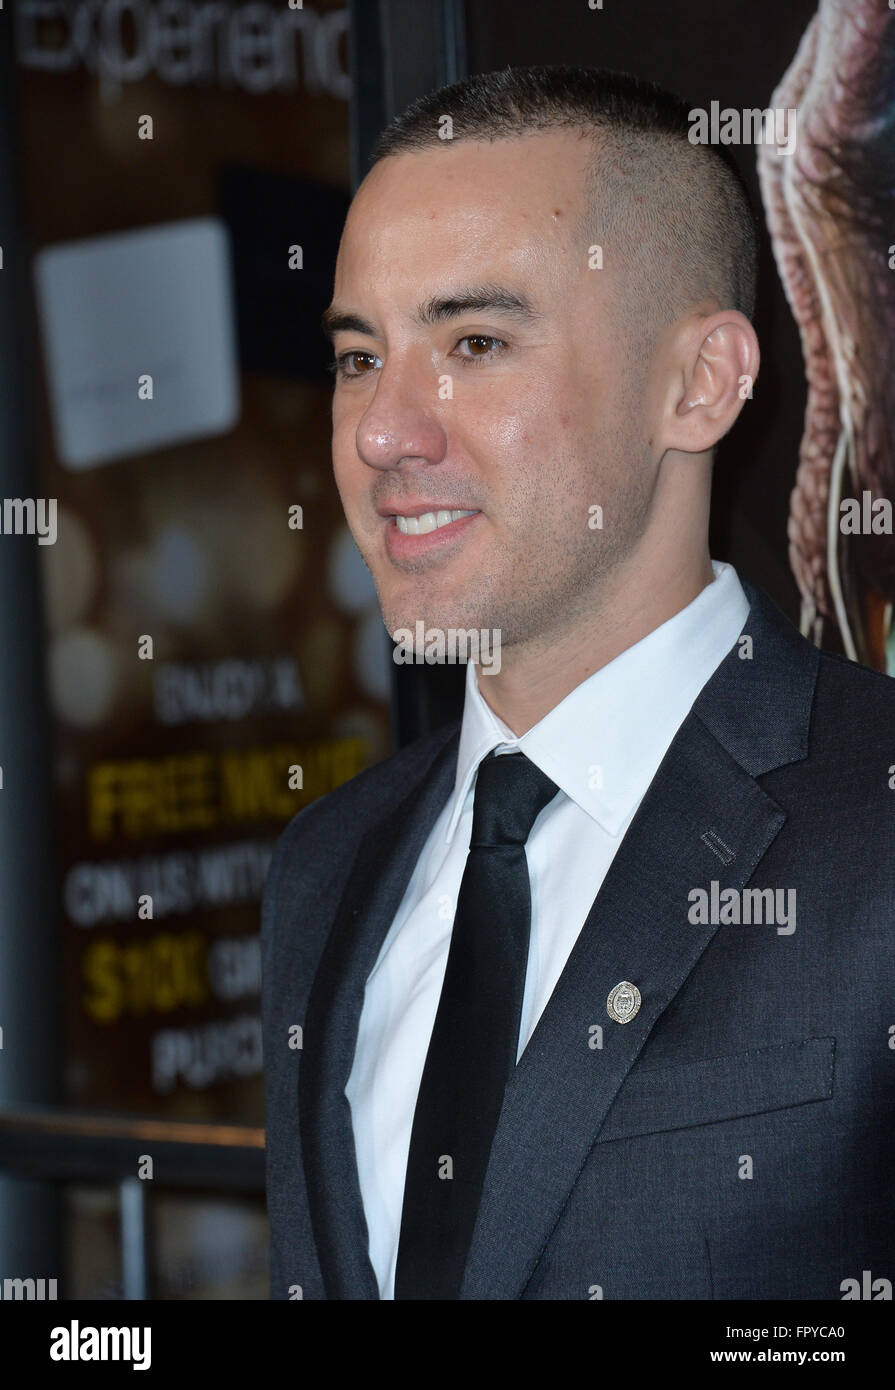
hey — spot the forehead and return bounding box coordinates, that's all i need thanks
[335,130,593,300]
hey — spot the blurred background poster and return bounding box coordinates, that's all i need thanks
[11,0,390,1296]
[16,0,388,1118]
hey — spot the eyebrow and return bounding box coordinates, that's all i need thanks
[320,283,542,343]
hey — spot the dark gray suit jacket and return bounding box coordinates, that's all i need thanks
[261,579,895,1299]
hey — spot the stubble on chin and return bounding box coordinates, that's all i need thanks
[377,589,496,643]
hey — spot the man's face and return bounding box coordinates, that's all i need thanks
[327,130,659,652]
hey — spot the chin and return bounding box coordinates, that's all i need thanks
[380,600,468,640]
[376,572,502,642]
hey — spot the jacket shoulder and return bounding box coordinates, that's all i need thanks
[262,719,459,911]
[290,718,457,835]
[813,648,895,733]
[780,647,895,817]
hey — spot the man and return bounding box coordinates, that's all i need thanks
[262,65,895,1300]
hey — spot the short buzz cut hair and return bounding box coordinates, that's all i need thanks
[371,65,760,353]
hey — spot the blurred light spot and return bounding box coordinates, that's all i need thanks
[49,629,118,728]
[42,507,99,631]
[151,525,209,624]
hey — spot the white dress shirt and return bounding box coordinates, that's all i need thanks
[345,560,750,1298]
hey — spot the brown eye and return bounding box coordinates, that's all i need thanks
[346,352,378,374]
[332,350,381,379]
[453,335,506,364]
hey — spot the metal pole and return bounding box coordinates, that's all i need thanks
[119,1178,151,1301]
[349,0,468,184]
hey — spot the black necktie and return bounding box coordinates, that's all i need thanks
[394,749,560,1299]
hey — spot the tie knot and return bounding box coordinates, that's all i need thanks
[469,750,559,847]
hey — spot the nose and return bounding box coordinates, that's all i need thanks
[355,357,449,472]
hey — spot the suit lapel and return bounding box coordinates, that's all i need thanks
[460,581,820,1298]
[300,724,459,1299]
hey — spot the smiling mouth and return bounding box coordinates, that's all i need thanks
[392,509,479,535]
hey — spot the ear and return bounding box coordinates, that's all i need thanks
[660,311,760,455]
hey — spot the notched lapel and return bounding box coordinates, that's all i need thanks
[300,727,459,1299]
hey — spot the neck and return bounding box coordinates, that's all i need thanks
[475,545,716,736]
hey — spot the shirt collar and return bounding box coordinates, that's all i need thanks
[444,560,750,843]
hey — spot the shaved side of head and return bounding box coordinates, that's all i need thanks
[580,126,758,365]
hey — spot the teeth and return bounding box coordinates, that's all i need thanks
[395,509,477,535]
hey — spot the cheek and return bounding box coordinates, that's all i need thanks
[480,404,578,465]
[467,402,586,526]
[482,412,530,456]
[477,400,569,460]
[475,412,545,515]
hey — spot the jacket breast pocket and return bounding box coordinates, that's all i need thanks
[595,1036,836,1144]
